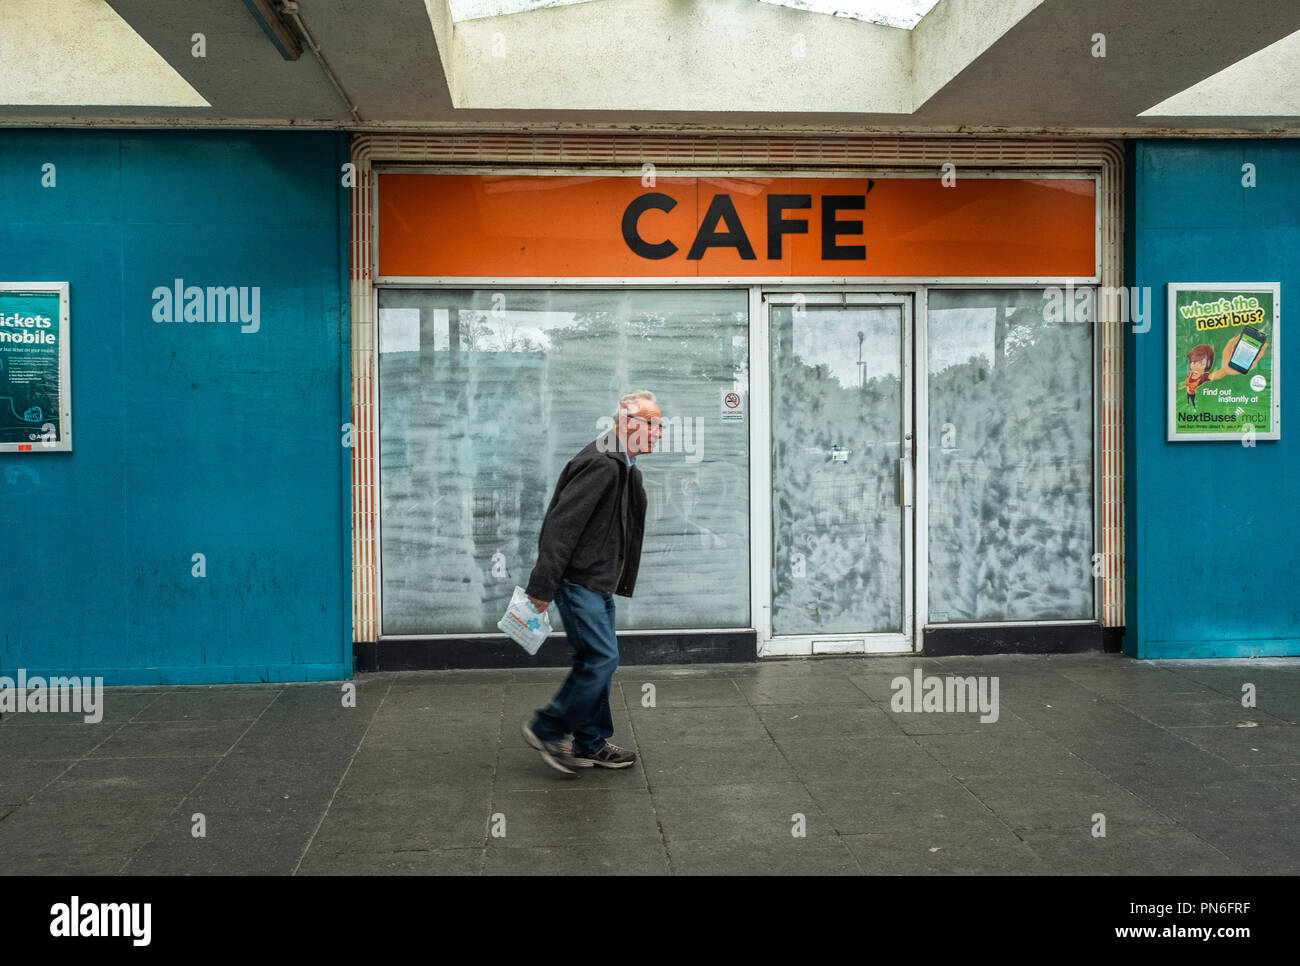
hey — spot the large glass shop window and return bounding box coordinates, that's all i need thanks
[377,289,751,635]
[926,289,1094,622]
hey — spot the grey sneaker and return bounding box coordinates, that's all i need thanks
[521,720,580,776]
[572,742,637,769]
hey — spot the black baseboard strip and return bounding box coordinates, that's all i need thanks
[354,624,1124,670]
[923,623,1108,656]
[354,632,757,671]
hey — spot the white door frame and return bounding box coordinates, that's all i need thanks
[754,290,916,657]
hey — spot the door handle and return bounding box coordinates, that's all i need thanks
[898,457,913,507]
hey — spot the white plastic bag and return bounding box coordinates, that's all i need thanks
[498,585,553,655]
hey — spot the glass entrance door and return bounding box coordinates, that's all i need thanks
[759,293,914,654]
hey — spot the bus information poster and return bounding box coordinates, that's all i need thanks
[1168,282,1280,442]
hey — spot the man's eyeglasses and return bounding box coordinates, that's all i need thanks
[626,415,663,432]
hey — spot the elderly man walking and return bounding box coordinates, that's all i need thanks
[521,390,661,775]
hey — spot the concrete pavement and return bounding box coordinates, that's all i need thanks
[1,652,1296,875]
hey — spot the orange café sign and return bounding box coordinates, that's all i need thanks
[377,174,1096,279]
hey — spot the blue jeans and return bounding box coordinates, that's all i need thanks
[531,578,618,755]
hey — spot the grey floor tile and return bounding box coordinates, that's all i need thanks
[14,852,141,876]
[639,737,797,786]
[630,679,747,708]
[1243,762,1300,793]
[35,756,220,806]
[652,782,834,843]
[300,847,484,876]
[1058,667,1212,696]
[669,836,862,875]
[382,683,506,715]
[343,746,498,788]
[486,787,660,845]
[123,819,318,875]
[312,784,492,852]
[0,690,160,724]
[364,709,501,753]
[959,773,1176,830]
[197,753,349,803]
[842,828,1047,875]
[0,757,76,804]
[1104,689,1263,727]
[881,707,1032,735]
[0,723,121,760]
[1118,777,1300,873]
[755,703,902,741]
[777,734,950,783]
[131,689,281,722]
[1017,826,1246,875]
[257,684,387,724]
[501,681,570,706]
[736,674,879,706]
[629,705,770,743]
[230,717,371,759]
[1060,731,1248,786]
[620,664,759,681]
[381,669,520,685]
[87,719,252,759]
[1165,722,1300,766]
[913,731,1107,781]
[805,777,1007,834]
[484,842,669,875]
[0,799,176,874]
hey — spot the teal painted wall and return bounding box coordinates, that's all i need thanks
[0,131,352,684]
[1126,140,1299,658]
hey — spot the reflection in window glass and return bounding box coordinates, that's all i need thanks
[927,289,1093,622]
[377,289,750,634]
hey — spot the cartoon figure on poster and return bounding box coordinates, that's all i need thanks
[1181,327,1269,411]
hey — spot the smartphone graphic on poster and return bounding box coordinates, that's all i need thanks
[1228,325,1267,373]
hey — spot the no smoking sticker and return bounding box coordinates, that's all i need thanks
[721,390,745,423]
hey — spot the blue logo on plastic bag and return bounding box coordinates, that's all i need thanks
[526,617,540,631]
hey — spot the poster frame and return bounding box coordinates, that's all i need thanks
[0,281,72,454]
[1166,281,1280,442]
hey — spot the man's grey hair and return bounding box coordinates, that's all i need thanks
[614,390,657,424]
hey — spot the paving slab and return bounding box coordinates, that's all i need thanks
[640,736,798,786]
[843,828,1047,875]
[651,782,836,844]
[1016,826,1247,876]
[302,848,485,876]
[87,719,253,759]
[484,842,670,875]
[668,836,862,875]
[485,787,661,846]
[805,777,1007,835]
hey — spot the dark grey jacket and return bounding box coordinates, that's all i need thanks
[525,428,647,602]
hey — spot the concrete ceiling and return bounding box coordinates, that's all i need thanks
[2,0,1298,135]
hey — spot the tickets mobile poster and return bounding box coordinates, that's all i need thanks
[0,282,72,453]
[1167,282,1280,442]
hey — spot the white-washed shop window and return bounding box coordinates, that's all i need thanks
[769,302,906,635]
[377,289,750,635]
[926,289,1094,622]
